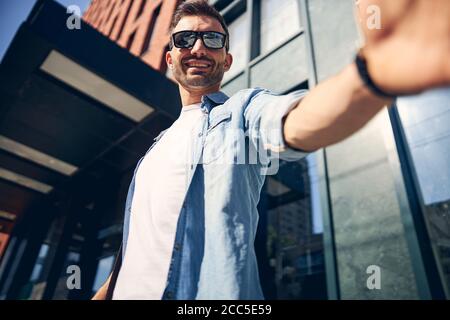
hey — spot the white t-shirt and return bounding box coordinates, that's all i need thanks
[113,103,204,299]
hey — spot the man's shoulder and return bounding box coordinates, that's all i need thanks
[228,87,306,101]
[223,87,271,107]
[217,87,308,113]
[228,87,270,98]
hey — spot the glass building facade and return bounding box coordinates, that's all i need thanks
[0,0,449,300]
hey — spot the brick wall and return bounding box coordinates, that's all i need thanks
[83,0,180,73]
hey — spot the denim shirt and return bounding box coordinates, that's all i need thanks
[121,87,308,299]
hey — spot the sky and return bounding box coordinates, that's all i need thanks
[0,0,92,63]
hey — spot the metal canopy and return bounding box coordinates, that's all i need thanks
[0,0,181,225]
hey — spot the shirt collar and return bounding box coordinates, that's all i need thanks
[202,91,229,111]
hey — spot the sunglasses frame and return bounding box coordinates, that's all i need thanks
[170,31,228,50]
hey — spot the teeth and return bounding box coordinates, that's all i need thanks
[185,61,210,68]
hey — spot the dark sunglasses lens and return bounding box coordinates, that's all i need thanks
[203,32,225,49]
[173,32,196,48]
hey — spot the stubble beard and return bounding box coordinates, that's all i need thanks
[172,59,225,89]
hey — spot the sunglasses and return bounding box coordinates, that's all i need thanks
[170,31,228,50]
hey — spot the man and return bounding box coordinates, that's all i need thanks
[93,0,450,299]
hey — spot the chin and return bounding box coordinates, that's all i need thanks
[187,71,209,77]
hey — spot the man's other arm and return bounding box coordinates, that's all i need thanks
[91,274,111,300]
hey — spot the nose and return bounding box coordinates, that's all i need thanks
[190,37,207,57]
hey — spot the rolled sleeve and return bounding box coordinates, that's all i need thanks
[244,88,310,162]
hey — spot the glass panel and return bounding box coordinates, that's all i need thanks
[16,243,50,300]
[221,73,247,96]
[250,34,308,94]
[258,153,327,299]
[260,0,301,54]
[22,215,66,300]
[52,250,81,299]
[29,244,50,282]
[92,255,114,292]
[396,87,450,297]
[223,12,249,83]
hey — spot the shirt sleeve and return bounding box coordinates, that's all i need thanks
[244,88,310,163]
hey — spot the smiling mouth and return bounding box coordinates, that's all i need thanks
[183,60,213,70]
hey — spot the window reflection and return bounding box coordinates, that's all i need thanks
[396,87,450,297]
[29,244,49,282]
[223,12,249,83]
[92,255,114,292]
[259,154,327,299]
[260,0,302,54]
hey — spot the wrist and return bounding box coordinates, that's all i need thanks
[347,62,394,106]
[355,48,397,99]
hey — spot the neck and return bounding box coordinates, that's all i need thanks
[179,83,221,107]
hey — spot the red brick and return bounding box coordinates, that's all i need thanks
[83,0,181,74]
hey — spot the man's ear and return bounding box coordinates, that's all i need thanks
[224,53,233,71]
[166,51,173,69]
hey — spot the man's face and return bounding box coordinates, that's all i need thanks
[166,15,233,90]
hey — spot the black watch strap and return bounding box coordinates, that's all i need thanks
[355,51,397,99]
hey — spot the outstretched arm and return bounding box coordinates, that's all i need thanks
[283,0,450,152]
[284,62,391,152]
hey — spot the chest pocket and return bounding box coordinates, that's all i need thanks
[202,111,233,165]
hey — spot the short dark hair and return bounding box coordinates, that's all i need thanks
[169,0,229,51]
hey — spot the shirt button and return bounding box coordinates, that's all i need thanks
[198,132,203,137]
[166,291,173,299]
[174,243,181,251]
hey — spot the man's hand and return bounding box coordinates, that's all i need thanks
[356,0,450,95]
[284,0,449,152]
[91,275,111,300]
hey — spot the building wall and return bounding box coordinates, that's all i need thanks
[83,0,180,73]
[0,233,11,261]
[307,0,419,299]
